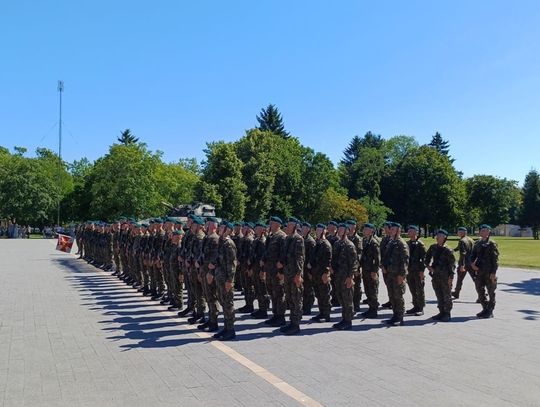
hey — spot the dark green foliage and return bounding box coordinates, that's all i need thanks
[256,104,289,138]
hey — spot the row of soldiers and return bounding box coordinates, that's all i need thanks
[76,216,499,339]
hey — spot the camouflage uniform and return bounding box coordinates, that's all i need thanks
[302,232,316,315]
[240,233,255,309]
[190,229,207,317]
[180,229,194,310]
[426,243,455,314]
[199,232,220,325]
[281,230,305,326]
[360,235,380,312]
[250,233,269,312]
[309,236,332,317]
[407,238,427,311]
[453,235,475,296]
[327,233,339,306]
[384,237,409,319]
[263,229,287,319]
[380,234,393,306]
[349,232,363,311]
[471,238,499,312]
[215,235,237,331]
[331,238,358,322]
[169,238,183,308]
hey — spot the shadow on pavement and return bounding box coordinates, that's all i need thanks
[500,278,540,296]
[517,309,539,321]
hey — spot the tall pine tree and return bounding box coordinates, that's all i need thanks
[256,104,289,138]
[428,132,451,156]
[117,129,139,145]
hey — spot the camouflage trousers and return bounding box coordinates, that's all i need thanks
[454,267,476,294]
[312,274,331,316]
[189,267,206,315]
[267,272,285,317]
[242,264,256,307]
[352,271,363,310]
[475,271,497,311]
[361,269,379,311]
[382,270,393,306]
[334,275,354,322]
[202,273,219,324]
[388,273,406,318]
[182,265,193,310]
[302,272,315,313]
[151,265,166,294]
[253,267,269,311]
[168,266,183,307]
[432,271,452,313]
[284,276,303,325]
[407,270,425,310]
[216,278,235,330]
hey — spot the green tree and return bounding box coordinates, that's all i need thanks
[89,144,162,220]
[200,142,246,220]
[256,104,289,138]
[520,170,540,239]
[117,128,139,145]
[428,132,451,158]
[465,175,520,227]
[358,196,393,227]
[154,161,199,206]
[312,188,368,224]
[384,146,465,233]
[383,135,419,166]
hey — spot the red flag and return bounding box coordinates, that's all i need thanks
[56,234,74,253]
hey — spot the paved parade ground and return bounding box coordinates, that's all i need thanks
[0,239,539,407]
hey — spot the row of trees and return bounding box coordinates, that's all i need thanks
[1,105,539,238]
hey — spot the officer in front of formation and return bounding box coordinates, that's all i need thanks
[472,224,499,319]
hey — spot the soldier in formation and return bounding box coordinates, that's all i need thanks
[79,217,499,339]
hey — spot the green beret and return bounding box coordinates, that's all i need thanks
[174,219,184,225]
[383,221,392,227]
[328,221,338,227]
[338,223,347,228]
[193,217,205,225]
[224,221,234,230]
[288,217,300,224]
[437,229,449,236]
[246,222,255,229]
[345,220,357,226]
[206,217,219,224]
[302,221,312,228]
[391,222,402,229]
[316,223,326,229]
[270,216,283,224]
[255,222,266,228]
[408,225,419,231]
[479,224,492,231]
[364,223,376,229]
[141,222,149,227]
[173,229,184,236]
[457,226,467,232]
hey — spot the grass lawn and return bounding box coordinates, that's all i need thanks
[419,236,540,270]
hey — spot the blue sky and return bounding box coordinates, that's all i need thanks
[1,1,539,183]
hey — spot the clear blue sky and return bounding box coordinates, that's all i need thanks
[1,1,539,183]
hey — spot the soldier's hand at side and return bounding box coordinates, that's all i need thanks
[260,271,266,281]
[195,261,200,269]
[307,263,312,270]
[345,277,353,289]
[471,262,479,272]
[225,281,233,292]
[247,269,253,277]
[427,266,434,274]
[294,274,303,287]
[460,266,466,273]
[259,260,264,267]
[396,275,404,285]
[206,273,214,285]
[419,271,424,280]
[277,261,284,269]
[490,274,497,283]
[208,263,216,270]
[371,272,378,280]
[178,274,184,283]
[321,273,329,284]
[448,277,453,288]
[277,273,285,282]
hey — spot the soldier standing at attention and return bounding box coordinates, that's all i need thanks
[359,223,380,319]
[178,216,195,317]
[452,227,476,300]
[471,224,499,318]
[212,221,238,341]
[187,217,207,325]
[308,223,332,323]
[384,222,409,326]
[262,217,287,327]
[331,223,358,330]
[326,221,340,307]
[197,217,220,332]
[380,221,393,309]
[301,222,316,316]
[277,217,305,335]
[346,220,363,313]
[406,225,427,316]
[426,229,456,322]
[232,222,244,292]
[238,223,255,313]
[250,222,269,319]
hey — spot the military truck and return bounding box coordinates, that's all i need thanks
[162,202,219,223]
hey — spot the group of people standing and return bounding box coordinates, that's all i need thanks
[76,216,499,340]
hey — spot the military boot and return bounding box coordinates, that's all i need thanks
[361,309,378,319]
[220,329,236,341]
[251,309,268,319]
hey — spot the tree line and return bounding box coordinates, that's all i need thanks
[1,104,539,239]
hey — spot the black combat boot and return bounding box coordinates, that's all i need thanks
[187,314,205,325]
[476,309,488,318]
[213,328,226,339]
[335,320,352,330]
[361,309,378,319]
[197,321,210,330]
[405,307,418,315]
[264,315,277,325]
[251,309,268,319]
[431,312,443,320]
[220,329,236,341]
[414,308,424,316]
[381,301,392,309]
[279,323,292,333]
[332,320,346,329]
[362,299,369,304]
[440,312,451,322]
[451,291,460,299]
[178,307,193,317]
[270,316,286,327]
[237,304,254,313]
[311,314,331,323]
[384,315,397,325]
[207,322,219,332]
